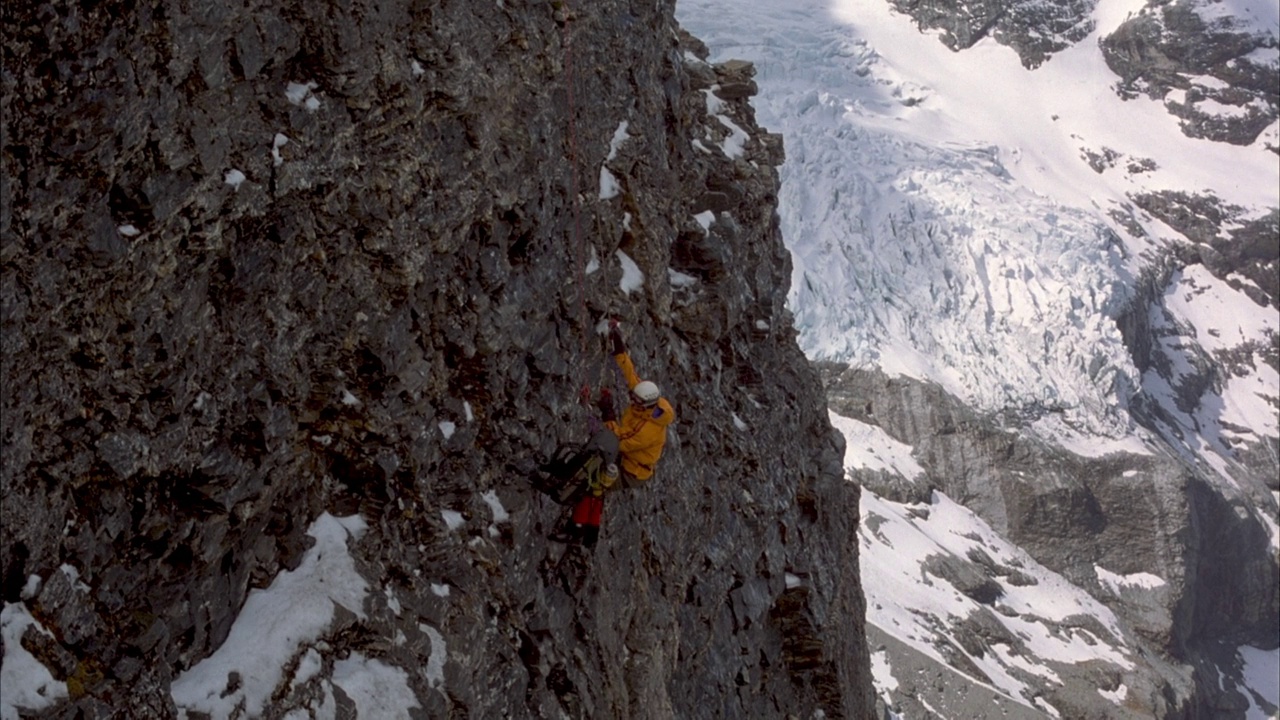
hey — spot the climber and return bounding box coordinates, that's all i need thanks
[598,321,674,487]
[551,322,675,548]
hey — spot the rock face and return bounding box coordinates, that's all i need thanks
[1127,194,1279,313]
[1113,240,1280,504]
[1100,0,1280,147]
[1,2,874,717]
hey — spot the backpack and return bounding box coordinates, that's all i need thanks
[532,431,620,505]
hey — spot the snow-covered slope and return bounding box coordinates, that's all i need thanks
[838,408,1279,718]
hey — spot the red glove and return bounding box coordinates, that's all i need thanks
[596,389,617,422]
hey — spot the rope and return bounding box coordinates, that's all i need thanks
[563,17,586,352]
[560,2,599,430]
[612,356,628,401]
[558,6,628,438]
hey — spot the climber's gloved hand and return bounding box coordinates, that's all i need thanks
[597,389,617,422]
[608,321,626,356]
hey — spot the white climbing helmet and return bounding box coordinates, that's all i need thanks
[632,381,660,407]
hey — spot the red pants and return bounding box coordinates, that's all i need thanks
[572,495,604,528]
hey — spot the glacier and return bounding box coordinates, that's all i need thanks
[679,0,1277,449]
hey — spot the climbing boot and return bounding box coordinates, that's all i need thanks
[580,526,599,550]
[548,523,584,545]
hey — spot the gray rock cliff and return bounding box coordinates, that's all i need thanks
[1,1,875,717]
[824,362,1279,719]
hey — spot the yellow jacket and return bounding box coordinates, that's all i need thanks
[606,351,674,481]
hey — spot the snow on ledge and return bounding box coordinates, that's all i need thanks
[617,250,644,295]
[441,510,465,531]
[599,166,620,200]
[421,624,447,689]
[1030,415,1152,458]
[828,410,925,481]
[170,513,369,719]
[285,81,321,111]
[669,268,698,288]
[1098,683,1129,705]
[481,490,509,523]
[271,133,289,166]
[1238,645,1279,719]
[438,420,456,439]
[1095,565,1166,593]
[606,120,631,160]
[1,603,69,719]
[871,649,899,696]
[332,652,420,718]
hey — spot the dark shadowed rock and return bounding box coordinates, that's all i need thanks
[1,0,874,717]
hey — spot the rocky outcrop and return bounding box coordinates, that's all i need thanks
[888,0,1279,145]
[0,1,874,717]
[1127,193,1279,312]
[1100,0,1280,147]
[885,0,1097,68]
[1113,239,1280,504]
[823,362,1279,718]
